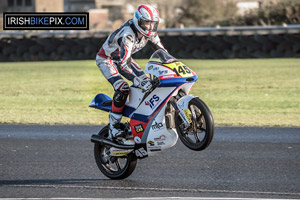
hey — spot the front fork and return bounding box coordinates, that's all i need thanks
[169,98,190,129]
[169,93,195,130]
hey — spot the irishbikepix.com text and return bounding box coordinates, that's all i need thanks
[3,12,89,30]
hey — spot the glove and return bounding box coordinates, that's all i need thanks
[133,74,152,92]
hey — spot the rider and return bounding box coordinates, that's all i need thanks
[96,5,167,138]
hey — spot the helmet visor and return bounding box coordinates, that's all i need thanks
[138,19,159,32]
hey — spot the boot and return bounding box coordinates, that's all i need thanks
[109,112,123,138]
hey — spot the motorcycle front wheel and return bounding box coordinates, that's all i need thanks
[94,126,137,179]
[175,97,214,151]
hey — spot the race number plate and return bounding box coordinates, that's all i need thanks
[164,62,192,78]
[134,143,148,159]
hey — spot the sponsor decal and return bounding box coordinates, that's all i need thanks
[145,94,161,110]
[154,135,166,141]
[151,121,163,131]
[148,138,163,152]
[134,136,141,144]
[134,124,144,133]
[112,150,130,157]
[161,74,177,79]
[148,65,153,70]
[184,109,192,123]
[159,70,168,75]
[148,141,155,146]
[157,141,165,146]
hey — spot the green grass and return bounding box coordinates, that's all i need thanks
[0,58,299,126]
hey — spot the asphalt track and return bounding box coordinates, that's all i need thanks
[0,125,300,199]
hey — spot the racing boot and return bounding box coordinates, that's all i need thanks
[108,112,124,139]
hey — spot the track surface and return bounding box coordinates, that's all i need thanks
[0,125,299,198]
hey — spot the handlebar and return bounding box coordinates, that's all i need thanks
[142,75,160,97]
[150,75,160,88]
[136,75,160,107]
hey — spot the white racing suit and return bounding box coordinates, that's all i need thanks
[96,19,166,114]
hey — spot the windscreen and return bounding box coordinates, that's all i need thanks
[149,49,178,64]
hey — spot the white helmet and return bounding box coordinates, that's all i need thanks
[132,5,160,37]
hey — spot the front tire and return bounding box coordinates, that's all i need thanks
[94,126,137,179]
[175,97,214,151]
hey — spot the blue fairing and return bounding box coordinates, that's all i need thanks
[159,74,198,87]
[89,94,112,112]
[89,94,136,118]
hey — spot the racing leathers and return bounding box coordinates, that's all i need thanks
[96,19,166,137]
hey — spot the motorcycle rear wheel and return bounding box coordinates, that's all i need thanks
[94,125,137,179]
[175,97,214,151]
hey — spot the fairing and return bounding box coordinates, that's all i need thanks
[90,49,198,156]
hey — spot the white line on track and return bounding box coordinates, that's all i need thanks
[0,198,299,200]
[3,184,300,197]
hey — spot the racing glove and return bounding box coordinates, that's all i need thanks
[133,74,152,92]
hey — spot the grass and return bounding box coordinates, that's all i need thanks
[0,58,299,127]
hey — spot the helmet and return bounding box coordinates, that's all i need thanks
[132,5,160,37]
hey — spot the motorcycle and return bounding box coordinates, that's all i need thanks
[89,49,214,179]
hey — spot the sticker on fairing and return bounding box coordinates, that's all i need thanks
[134,124,144,133]
[184,109,192,123]
[163,62,192,77]
[134,136,141,144]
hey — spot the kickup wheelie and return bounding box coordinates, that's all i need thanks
[90,49,214,179]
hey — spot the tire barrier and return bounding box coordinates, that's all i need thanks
[136,33,300,59]
[0,28,300,62]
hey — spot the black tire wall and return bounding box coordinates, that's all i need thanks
[0,31,299,62]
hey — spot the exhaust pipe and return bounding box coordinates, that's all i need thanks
[91,134,134,150]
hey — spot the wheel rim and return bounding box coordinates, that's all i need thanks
[98,145,131,175]
[180,104,207,145]
[95,126,131,176]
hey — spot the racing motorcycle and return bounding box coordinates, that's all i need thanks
[90,49,214,179]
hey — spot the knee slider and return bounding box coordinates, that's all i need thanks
[113,90,128,108]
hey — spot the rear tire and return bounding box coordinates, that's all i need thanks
[175,97,214,151]
[94,126,137,179]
